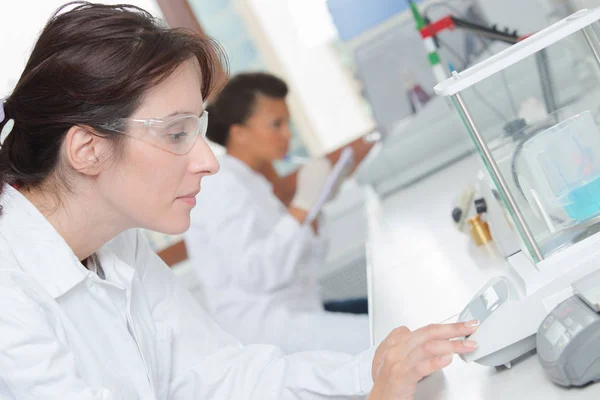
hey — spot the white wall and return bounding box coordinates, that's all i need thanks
[237,0,376,156]
[0,0,161,97]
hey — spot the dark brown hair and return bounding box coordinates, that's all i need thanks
[0,2,226,213]
[206,72,288,147]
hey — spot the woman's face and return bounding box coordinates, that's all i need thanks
[239,95,292,162]
[97,59,219,234]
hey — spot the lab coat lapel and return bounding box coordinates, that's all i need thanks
[0,184,88,299]
[221,155,285,213]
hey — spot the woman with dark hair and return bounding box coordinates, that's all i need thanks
[0,3,478,399]
[185,72,375,355]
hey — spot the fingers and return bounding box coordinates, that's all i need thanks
[405,327,479,380]
[371,322,480,396]
[413,354,455,379]
[412,321,479,344]
[384,322,478,363]
[450,339,478,354]
[408,339,477,365]
[381,337,476,378]
[386,326,411,346]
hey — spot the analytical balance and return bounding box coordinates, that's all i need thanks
[434,8,600,372]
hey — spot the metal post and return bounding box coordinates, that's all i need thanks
[535,49,558,115]
[583,26,600,69]
[453,93,544,263]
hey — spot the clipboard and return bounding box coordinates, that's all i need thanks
[304,147,355,225]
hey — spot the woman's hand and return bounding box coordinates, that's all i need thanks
[289,158,332,215]
[369,321,479,400]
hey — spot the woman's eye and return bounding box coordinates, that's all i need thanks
[167,132,188,142]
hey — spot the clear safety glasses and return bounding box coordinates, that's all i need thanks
[100,111,209,155]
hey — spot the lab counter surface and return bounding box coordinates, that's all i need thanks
[367,154,600,399]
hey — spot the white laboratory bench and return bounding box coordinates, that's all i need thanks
[366,154,600,399]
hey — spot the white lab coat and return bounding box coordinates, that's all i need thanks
[0,184,375,399]
[185,155,370,355]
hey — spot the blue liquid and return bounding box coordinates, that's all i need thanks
[563,177,600,221]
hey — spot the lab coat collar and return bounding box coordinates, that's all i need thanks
[0,184,89,299]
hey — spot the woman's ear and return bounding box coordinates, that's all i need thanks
[229,123,248,145]
[63,126,111,176]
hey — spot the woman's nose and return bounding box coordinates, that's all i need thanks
[188,136,220,175]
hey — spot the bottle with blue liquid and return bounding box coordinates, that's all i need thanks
[524,110,600,223]
[562,178,600,221]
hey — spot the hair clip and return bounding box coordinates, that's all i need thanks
[0,119,14,148]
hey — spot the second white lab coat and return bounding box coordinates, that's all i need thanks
[186,155,370,355]
[0,184,375,399]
